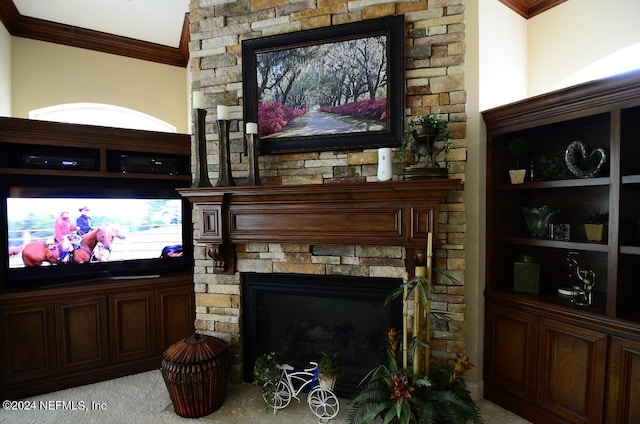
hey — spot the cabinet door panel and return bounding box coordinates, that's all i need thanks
[109,291,156,363]
[607,336,640,424]
[537,318,607,424]
[485,304,538,401]
[157,287,194,351]
[0,303,56,384]
[55,296,108,373]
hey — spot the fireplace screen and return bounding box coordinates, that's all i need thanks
[242,272,401,398]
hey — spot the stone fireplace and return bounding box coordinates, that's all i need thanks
[187,0,468,387]
[180,180,463,383]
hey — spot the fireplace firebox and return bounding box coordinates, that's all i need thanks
[242,272,401,398]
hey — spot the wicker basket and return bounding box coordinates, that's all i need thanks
[161,333,230,418]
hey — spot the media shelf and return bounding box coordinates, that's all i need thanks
[483,70,640,424]
[0,117,191,181]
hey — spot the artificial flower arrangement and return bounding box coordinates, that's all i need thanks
[347,268,484,424]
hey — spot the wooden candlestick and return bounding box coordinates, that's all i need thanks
[192,108,213,188]
[215,119,235,187]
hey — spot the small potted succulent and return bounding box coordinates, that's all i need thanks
[507,137,528,184]
[317,351,343,390]
[583,210,608,242]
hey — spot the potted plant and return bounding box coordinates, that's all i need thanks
[318,351,343,390]
[507,137,527,184]
[347,333,482,424]
[583,210,608,242]
[401,114,453,178]
[534,152,574,181]
[347,271,483,424]
[253,351,283,407]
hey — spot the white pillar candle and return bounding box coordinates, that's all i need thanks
[246,122,258,134]
[193,91,205,109]
[217,105,230,120]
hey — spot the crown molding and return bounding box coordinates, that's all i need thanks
[0,0,188,68]
[499,0,568,19]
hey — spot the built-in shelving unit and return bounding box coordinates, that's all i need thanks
[0,117,195,399]
[483,70,640,424]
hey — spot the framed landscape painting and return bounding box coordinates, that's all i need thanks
[242,15,404,154]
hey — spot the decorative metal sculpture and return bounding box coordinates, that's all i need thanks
[263,361,339,424]
[564,140,607,178]
[566,251,596,306]
[404,127,448,179]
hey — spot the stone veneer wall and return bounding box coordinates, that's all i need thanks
[188,0,466,382]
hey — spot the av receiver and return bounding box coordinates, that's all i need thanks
[119,154,180,175]
[22,155,96,171]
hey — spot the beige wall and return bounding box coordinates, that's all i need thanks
[0,24,11,116]
[529,0,640,95]
[478,0,528,110]
[10,38,189,133]
[464,0,484,393]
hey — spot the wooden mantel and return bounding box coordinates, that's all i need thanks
[179,179,461,274]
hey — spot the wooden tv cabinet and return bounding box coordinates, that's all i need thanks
[0,118,195,399]
[0,275,194,399]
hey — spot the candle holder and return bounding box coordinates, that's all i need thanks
[244,133,261,186]
[216,119,235,187]
[192,108,213,188]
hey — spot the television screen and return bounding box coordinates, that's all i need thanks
[3,189,189,289]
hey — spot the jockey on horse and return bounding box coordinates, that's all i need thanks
[54,211,81,263]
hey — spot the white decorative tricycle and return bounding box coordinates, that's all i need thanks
[263,361,339,423]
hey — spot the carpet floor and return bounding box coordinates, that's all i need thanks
[0,370,531,424]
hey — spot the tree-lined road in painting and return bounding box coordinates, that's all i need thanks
[256,34,389,138]
[266,109,384,138]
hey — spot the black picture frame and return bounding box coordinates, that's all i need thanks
[242,15,404,154]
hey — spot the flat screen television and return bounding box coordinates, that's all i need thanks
[1,183,192,291]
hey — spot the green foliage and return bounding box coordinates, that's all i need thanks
[347,347,484,424]
[252,351,283,386]
[507,137,527,168]
[535,152,573,181]
[400,114,452,157]
[411,114,451,142]
[253,352,284,411]
[583,210,609,224]
[383,269,459,359]
[347,269,483,424]
[318,351,343,378]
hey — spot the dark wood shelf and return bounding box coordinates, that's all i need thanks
[495,177,609,191]
[0,117,191,181]
[620,245,640,255]
[496,236,609,252]
[0,167,192,181]
[621,175,640,184]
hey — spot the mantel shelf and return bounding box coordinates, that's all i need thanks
[178,179,462,274]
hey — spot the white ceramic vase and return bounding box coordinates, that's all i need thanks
[377,147,392,181]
